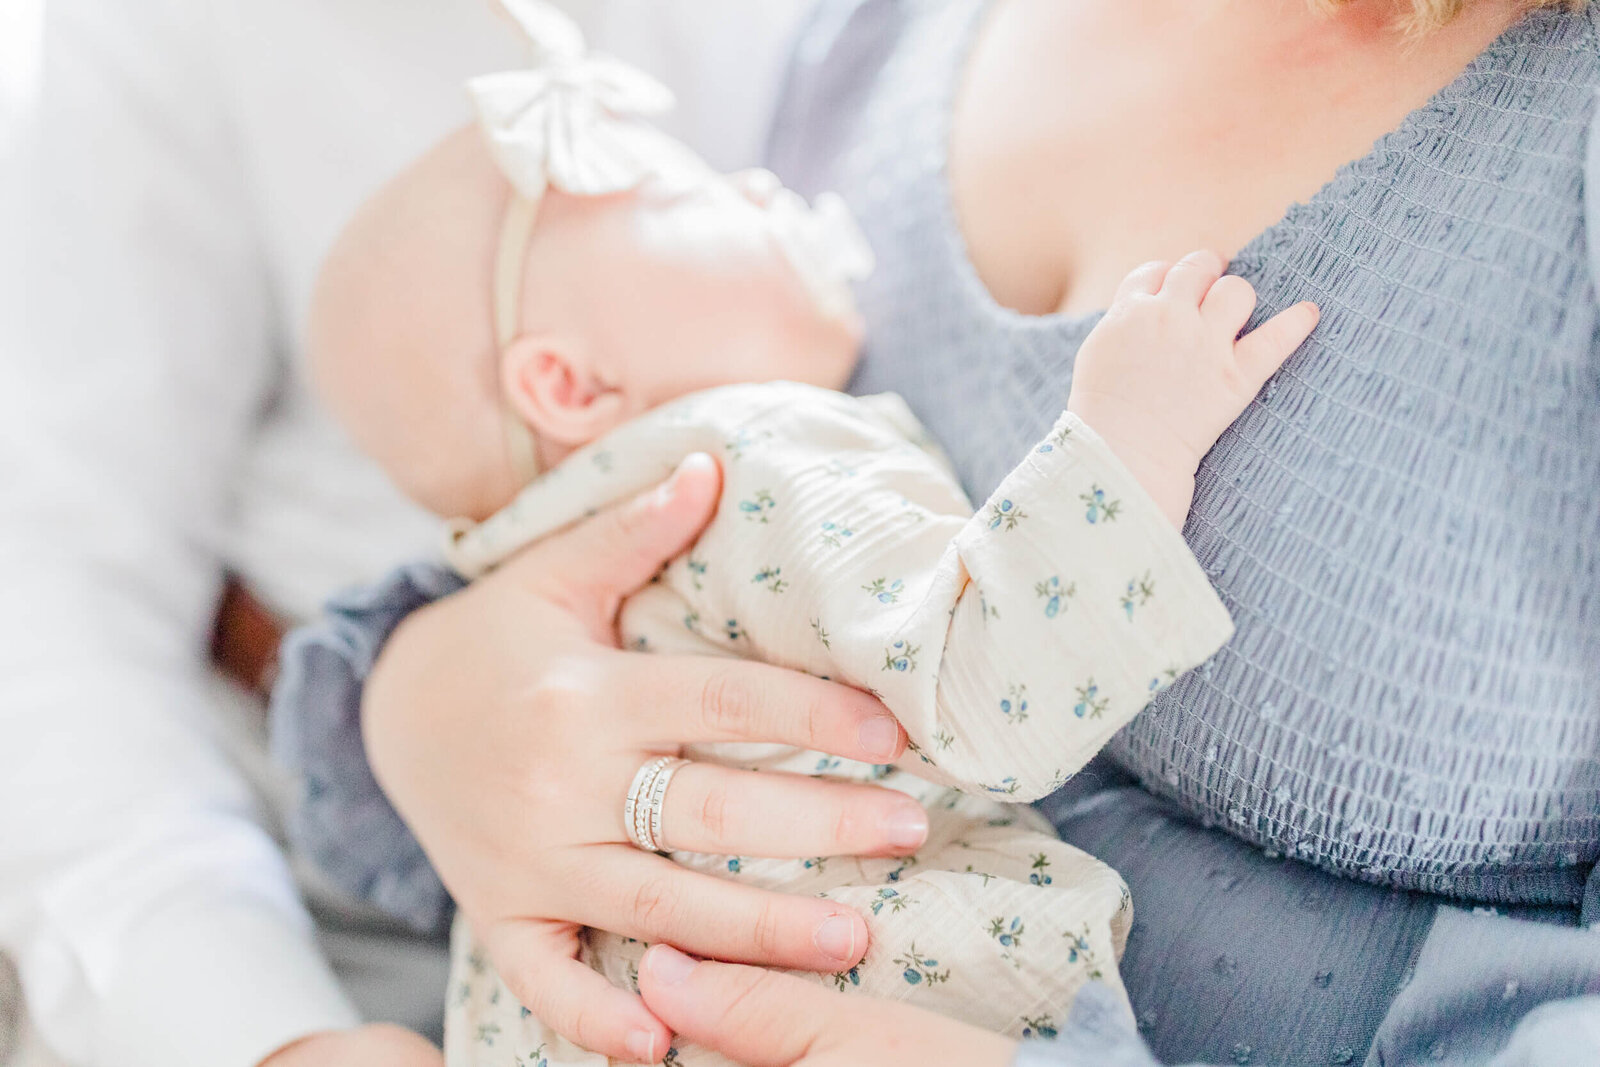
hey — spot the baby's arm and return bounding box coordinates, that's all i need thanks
[857,253,1318,798]
[1068,251,1320,529]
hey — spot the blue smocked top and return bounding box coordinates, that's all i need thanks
[769,0,1600,907]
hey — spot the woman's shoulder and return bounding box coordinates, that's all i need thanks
[766,0,957,190]
[1299,5,1600,315]
[1458,5,1600,134]
[1559,8,1600,295]
[1509,5,1600,305]
[1486,5,1600,127]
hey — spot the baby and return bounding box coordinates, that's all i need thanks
[274,3,1319,1064]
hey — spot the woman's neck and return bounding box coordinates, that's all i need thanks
[1262,0,1522,72]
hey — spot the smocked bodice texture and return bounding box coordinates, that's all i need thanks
[769,0,1600,905]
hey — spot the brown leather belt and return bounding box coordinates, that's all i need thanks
[210,576,287,696]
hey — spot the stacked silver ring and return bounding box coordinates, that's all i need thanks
[623,755,690,853]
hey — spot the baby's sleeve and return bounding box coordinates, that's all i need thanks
[859,413,1234,800]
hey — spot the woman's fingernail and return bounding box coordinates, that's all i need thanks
[656,453,713,507]
[646,944,698,986]
[885,806,929,850]
[813,914,859,963]
[857,716,900,760]
[626,1029,659,1063]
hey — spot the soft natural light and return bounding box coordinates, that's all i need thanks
[0,0,43,143]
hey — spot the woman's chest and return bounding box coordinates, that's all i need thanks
[823,0,1600,707]
[810,4,1600,894]
[774,0,1600,899]
[947,0,1514,317]
[807,3,1600,500]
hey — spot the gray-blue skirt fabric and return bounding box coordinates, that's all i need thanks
[271,0,1600,1063]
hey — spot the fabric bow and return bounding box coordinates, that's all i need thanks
[469,0,680,202]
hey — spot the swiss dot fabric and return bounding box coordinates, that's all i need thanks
[770,0,1600,907]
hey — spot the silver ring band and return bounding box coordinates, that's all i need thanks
[624,755,689,852]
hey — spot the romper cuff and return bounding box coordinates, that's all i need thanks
[1016,411,1235,692]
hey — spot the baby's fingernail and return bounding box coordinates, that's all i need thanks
[885,806,929,850]
[857,716,900,760]
[813,913,860,963]
[646,944,698,986]
[626,1029,660,1063]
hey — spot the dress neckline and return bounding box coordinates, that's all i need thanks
[930,0,1541,335]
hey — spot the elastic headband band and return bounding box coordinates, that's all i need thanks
[469,0,680,486]
[493,191,544,482]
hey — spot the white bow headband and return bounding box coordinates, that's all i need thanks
[469,0,689,481]
[467,0,876,487]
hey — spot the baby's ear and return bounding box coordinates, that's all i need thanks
[500,334,626,448]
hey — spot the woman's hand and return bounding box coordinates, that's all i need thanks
[363,454,930,1064]
[258,1025,442,1067]
[637,945,1018,1067]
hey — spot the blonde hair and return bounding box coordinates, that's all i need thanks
[1318,0,1588,33]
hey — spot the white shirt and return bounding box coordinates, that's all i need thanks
[0,2,809,1064]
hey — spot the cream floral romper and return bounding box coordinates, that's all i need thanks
[442,381,1234,1067]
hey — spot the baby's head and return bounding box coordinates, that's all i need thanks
[310,118,867,521]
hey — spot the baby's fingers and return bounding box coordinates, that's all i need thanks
[1160,249,1226,304]
[1235,301,1319,388]
[1200,274,1258,335]
[1112,259,1174,302]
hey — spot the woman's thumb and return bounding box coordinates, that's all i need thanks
[637,946,836,1067]
[539,452,722,608]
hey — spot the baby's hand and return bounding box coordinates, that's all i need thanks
[1067,250,1319,527]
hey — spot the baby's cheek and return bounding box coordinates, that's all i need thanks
[814,316,867,391]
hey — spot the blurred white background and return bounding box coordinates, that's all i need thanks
[0,3,804,1064]
[0,0,43,145]
[0,10,40,1010]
